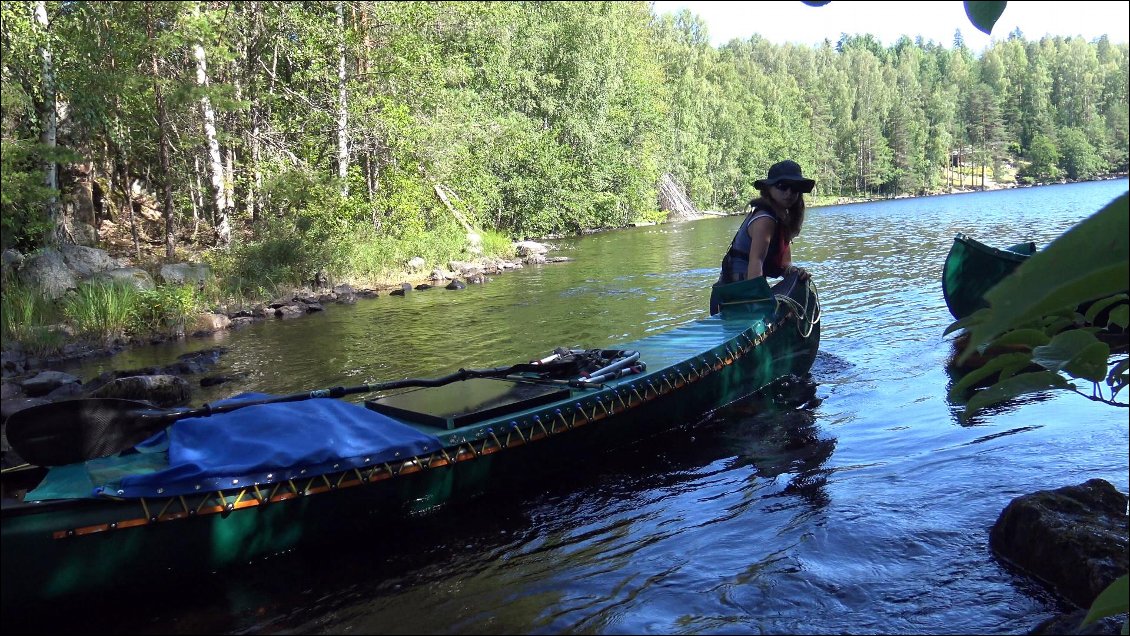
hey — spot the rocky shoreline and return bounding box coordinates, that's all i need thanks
[0,239,568,379]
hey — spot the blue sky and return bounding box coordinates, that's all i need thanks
[650,1,1130,51]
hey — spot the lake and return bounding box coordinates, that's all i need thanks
[17,179,1130,635]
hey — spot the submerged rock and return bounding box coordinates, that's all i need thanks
[89,374,191,408]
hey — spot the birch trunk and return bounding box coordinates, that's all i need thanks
[250,105,262,225]
[118,154,141,259]
[192,155,204,239]
[34,1,60,245]
[193,2,231,246]
[336,1,349,196]
[242,2,262,225]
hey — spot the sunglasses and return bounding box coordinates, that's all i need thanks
[773,182,804,193]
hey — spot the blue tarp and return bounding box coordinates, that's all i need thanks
[28,393,443,500]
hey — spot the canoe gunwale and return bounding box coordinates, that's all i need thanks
[953,232,1033,264]
[943,233,1034,321]
[7,320,792,538]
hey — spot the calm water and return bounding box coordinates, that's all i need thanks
[27,180,1130,634]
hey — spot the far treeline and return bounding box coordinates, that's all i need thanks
[1,1,1127,291]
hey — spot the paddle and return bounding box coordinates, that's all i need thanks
[3,362,572,467]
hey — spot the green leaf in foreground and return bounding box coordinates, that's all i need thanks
[963,370,1071,417]
[961,194,1130,363]
[1108,304,1129,329]
[1081,574,1129,627]
[949,352,1032,399]
[944,307,989,337]
[989,328,1050,349]
[1032,330,1111,382]
[1084,293,1128,325]
[963,1,1008,35]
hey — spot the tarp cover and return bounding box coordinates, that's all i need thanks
[27,393,443,500]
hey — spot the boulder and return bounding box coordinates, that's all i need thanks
[44,382,84,401]
[89,375,191,408]
[70,222,99,247]
[2,249,25,280]
[0,382,23,399]
[230,316,258,329]
[990,479,1129,609]
[60,244,121,278]
[513,240,549,257]
[17,249,76,299]
[19,370,82,397]
[158,262,212,286]
[275,305,305,319]
[191,313,232,334]
[164,347,227,375]
[91,267,156,291]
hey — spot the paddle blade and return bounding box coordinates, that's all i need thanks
[5,399,177,466]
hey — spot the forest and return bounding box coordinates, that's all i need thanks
[1,1,1127,295]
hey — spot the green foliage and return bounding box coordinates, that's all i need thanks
[131,284,199,337]
[960,194,1129,354]
[208,222,314,299]
[949,206,1128,415]
[0,280,64,355]
[1020,133,1060,182]
[0,138,54,250]
[62,279,139,345]
[478,229,516,259]
[963,1,1008,35]
[933,6,1127,626]
[3,0,1127,257]
[1058,128,1105,180]
[1081,574,1129,633]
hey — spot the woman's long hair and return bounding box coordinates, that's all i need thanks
[749,190,805,240]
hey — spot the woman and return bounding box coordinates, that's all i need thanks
[710,159,814,315]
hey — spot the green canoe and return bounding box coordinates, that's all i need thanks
[942,233,1037,321]
[1,273,820,607]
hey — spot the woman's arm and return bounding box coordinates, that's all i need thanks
[745,217,776,279]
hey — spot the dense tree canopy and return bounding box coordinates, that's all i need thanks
[1,1,1126,257]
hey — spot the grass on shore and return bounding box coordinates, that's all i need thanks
[1,220,520,355]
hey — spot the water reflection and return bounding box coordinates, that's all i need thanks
[279,381,835,635]
[941,334,1060,426]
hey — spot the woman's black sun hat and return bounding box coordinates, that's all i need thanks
[754,159,815,193]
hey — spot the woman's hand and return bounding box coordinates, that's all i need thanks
[789,265,811,281]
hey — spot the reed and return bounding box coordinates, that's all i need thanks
[63,279,138,345]
[132,284,199,337]
[0,282,64,355]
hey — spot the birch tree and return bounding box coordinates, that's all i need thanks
[33,0,59,244]
[193,2,230,246]
[336,0,349,196]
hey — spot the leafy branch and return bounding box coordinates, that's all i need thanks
[947,193,1129,418]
